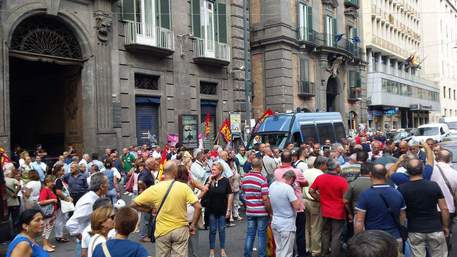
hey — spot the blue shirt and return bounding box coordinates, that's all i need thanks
[65,173,89,195]
[269,181,297,232]
[31,162,46,181]
[391,164,433,186]
[7,235,49,257]
[355,185,406,239]
[92,239,149,257]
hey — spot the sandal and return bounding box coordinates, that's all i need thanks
[56,238,70,243]
[44,248,55,253]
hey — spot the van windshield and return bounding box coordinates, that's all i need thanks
[416,127,439,136]
[250,133,288,149]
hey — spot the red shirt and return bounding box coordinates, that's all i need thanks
[39,187,58,212]
[310,173,348,220]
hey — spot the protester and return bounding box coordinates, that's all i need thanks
[54,163,72,243]
[241,158,271,257]
[87,206,115,257]
[102,158,120,204]
[132,161,202,257]
[269,170,301,257]
[309,158,348,257]
[235,146,248,175]
[431,149,457,218]
[191,148,208,184]
[38,175,58,252]
[398,158,449,257]
[302,156,325,257]
[25,170,41,203]
[200,162,233,257]
[274,150,308,257]
[344,163,372,226]
[66,173,109,257]
[262,147,278,183]
[6,209,49,257]
[92,207,149,257]
[354,164,406,250]
[81,198,113,257]
[31,156,47,182]
[66,162,89,204]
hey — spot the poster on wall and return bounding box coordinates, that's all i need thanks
[230,113,241,137]
[179,114,199,149]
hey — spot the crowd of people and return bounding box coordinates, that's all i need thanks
[2,133,456,257]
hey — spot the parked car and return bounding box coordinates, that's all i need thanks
[439,117,457,132]
[411,123,450,144]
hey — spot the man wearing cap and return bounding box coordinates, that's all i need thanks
[309,159,348,257]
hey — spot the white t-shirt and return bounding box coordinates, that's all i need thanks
[25,181,41,202]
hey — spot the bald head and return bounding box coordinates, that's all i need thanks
[371,164,387,180]
[406,158,423,176]
[399,141,409,154]
[163,161,177,177]
[281,150,293,164]
[439,149,453,163]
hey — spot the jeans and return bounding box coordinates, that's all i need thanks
[75,239,81,257]
[244,216,269,257]
[106,188,117,205]
[209,214,226,249]
[140,212,151,239]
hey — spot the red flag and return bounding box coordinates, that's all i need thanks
[219,119,232,142]
[252,108,274,133]
[205,112,211,137]
[266,223,276,257]
[157,144,169,181]
[0,147,11,167]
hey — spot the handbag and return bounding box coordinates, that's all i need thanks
[40,204,54,218]
[60,200,75,213]
[377,191,408,241]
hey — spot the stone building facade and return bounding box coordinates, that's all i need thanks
[0,0,246,155]
[250,0,367,131]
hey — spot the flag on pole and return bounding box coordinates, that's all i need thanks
[205,112,211,137]
[335,33,345,42]
[157,144,169,181]
[266,223,276,257]
[219,119,232,142]
[252,108,274,134]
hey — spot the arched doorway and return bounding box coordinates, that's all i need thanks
[9,15,84,156]
[326,77,339,112]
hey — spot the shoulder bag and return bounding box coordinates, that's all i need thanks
[436,164,457,208]
[376,190,408,241]
[151,180,175,228]
[101,241,112,257]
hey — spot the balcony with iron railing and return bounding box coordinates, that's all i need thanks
[314,33,362,59]
[297,81,315,98]
[124,21,174,57]
[297,27,318,45]
[192,38,230,66]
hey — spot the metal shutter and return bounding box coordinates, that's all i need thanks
[136,98,160,146]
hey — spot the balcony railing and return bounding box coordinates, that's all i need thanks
[298,81,315,97]
[298,27,317,43]
[315,33,363,59]
[124,21,174,55]
[348,87,362,100]
[193,38,231,66]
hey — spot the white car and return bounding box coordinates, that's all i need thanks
[411,123,450,144]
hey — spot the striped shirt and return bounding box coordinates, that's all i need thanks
[241,172,269,216]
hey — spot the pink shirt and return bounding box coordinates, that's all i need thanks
[274,164,307,212]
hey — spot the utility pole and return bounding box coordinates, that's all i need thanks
[243,0,252,132]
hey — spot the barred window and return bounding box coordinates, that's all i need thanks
[200,81,217,95]
[135,73,159,90]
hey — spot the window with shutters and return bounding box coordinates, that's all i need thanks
[121,0,174,50]
[192,0,230,62]
[324,15,337,47]
[348,71,362,100]
[298,3,313,41]
[346,26,359,56]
